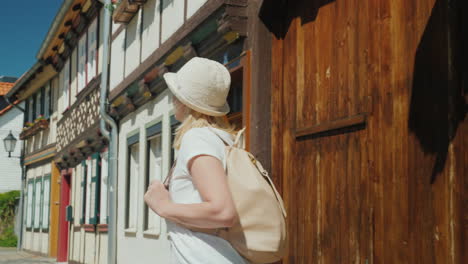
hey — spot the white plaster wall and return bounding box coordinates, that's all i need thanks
[112,17,121,35]
[84,232,96,263]
[161,0,185,43]
[40,233,49,254]
[98,233,108,264]
[125,10,142,77]
[24,231,32,250]
[21,163,51,254]
[141,0,161,62]
[117,90,173,264]
[0,102,24,193]
[110,29,126,91]
[187,0,207,18]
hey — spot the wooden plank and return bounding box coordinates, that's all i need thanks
[295,114,367,138]
[245,0,272,171]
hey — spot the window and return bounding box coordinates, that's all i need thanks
[226,66,243,129]
[26,180,34,228]
[34,178,42,230]
[87,18,98,82]
[100,150,109,224]
[85,158,92,224]
[78,32,87,92]
[25,98,32,123]
[32,93,37,120]
[144,121,162,233]
[40,87,45,117]
[89,153,101,224]
[125,133,139,230]
[170,115,180,164]
[42,175,51,232]
[33,90,42,121]
[44,82,51,119]
[80,153,102,225]
[80,160,87,224]
[63,59,71,110]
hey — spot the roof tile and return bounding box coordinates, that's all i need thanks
[0,82,15,96]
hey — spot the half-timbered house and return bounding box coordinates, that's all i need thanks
[108,0,249,263]
[29,1,110,263]
[6,63,60,258]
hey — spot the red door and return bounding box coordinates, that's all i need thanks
[57,170,71,262]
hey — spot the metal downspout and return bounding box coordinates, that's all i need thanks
[99,1,118,263]
[4,96,25,252]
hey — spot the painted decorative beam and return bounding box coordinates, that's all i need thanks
[113,0,140,24]
[183,42,198,60]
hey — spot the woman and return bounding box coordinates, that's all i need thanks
[144,57,249,264]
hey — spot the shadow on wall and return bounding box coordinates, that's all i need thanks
[408,0,466,184]
[259,0,335,39]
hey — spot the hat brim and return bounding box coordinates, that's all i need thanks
[163,72,230,117]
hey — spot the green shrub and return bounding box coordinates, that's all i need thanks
[0,226,17,247]
[0,190,20,247]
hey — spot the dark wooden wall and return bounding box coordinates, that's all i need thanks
[246,0,273,172]
[266,0,467,263]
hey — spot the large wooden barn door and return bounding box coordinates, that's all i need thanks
[270,0,466,263]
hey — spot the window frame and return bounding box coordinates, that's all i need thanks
[62,58,71,112]
[125,130,140,232]
[80,160,87,224]
[99,149,109,225]
[33,177,43,232]
[86,17,99,84]
[143,118,163,235]
[41,174,51,232]
[26,179,34,230]
[89,152,101,224]
[44,82,51,119]
[77,30,88,93]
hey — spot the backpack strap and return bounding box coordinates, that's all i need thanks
[233,127,246,148]
[163,160,177,190]
[248,153,288,218]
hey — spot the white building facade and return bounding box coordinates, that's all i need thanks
[109,0,248,263]
[0,101,24,193]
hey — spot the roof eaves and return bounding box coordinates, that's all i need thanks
[5,61,43,99]
[36,0,75,60]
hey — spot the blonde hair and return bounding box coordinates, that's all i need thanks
[173,107,236,149]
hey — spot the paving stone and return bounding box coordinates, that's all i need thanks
[0,248,55,264]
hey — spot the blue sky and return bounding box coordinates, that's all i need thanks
[0,1,62,79]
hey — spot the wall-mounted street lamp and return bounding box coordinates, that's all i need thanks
[3,130,17,158]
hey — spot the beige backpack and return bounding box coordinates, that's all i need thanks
[166,128,288,263]
[208,127,288,263]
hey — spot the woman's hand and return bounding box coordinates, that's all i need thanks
[144,179,171,217]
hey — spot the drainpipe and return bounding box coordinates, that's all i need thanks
[98,1,118,263]
[5,96,25,252]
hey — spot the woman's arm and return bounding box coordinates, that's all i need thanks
[144,155,237,229]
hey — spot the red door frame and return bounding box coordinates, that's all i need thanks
[57,169,72,262]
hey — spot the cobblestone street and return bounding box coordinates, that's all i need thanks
[0,248,55,264]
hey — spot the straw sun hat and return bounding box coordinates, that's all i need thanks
[163,57,231,116]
